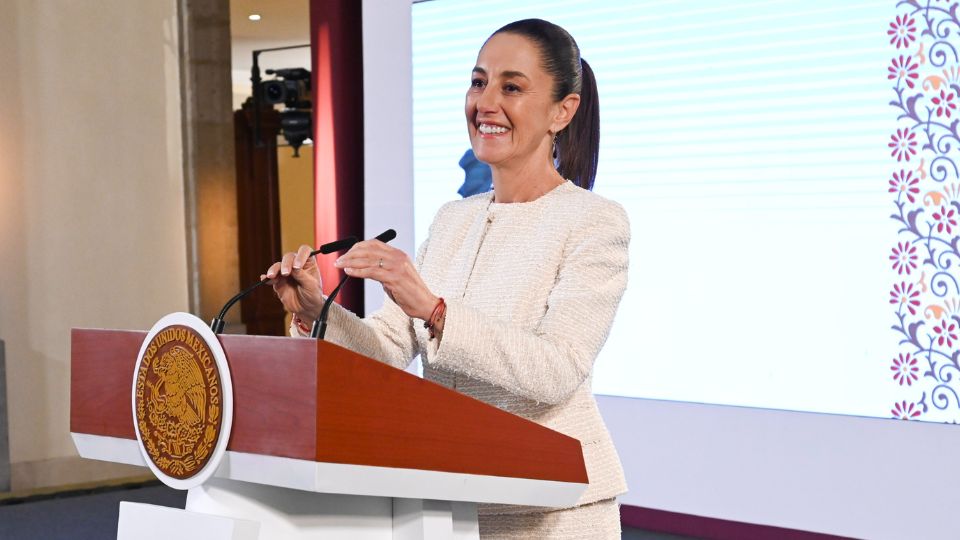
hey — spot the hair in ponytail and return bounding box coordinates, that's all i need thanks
[492,19,600,190]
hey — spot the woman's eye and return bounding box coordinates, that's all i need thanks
[504,84,520,93]
[471,78,485,88]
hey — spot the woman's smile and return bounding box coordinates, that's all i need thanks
[477,123,511,136]
[465,33,559,170]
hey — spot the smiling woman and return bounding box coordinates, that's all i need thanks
[466,21,599,196]
[267,18,629,539]
[466,32,577,203]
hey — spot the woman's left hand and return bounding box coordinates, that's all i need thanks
[335,240,439,321]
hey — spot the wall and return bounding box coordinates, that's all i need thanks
[599,395,960,540]
[360,0,414,315]
[0,341,8,491]
[278,145,316,253]
[179,0,242,329]
[0,0,188,491]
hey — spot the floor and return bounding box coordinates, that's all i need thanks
[0,482,694,539]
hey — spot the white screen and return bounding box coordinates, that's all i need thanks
[412,1,954,422]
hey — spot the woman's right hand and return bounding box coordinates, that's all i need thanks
[262,244,325,322]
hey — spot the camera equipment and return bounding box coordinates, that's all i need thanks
[261,68,311,109]
[258,67,312,156]
[278,109,312,156]
[250,46,313,157]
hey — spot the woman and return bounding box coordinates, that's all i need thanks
[265,19,629,539]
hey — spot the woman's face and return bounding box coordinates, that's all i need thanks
[465,33,576,171]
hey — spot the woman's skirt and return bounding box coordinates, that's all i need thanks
[477,498,621,539]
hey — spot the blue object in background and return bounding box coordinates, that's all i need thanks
[457,149,492,198]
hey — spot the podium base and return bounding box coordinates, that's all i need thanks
[118,501,259,540]
[179,477,479,540]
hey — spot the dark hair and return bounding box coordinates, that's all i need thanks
[492,19,600,190]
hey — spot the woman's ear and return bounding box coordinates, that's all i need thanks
[550,93,581,133]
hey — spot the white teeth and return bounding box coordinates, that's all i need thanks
[478,124,509,135]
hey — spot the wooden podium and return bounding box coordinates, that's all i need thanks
[70,329,589,539]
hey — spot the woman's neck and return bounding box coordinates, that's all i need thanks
[490,158,565,204]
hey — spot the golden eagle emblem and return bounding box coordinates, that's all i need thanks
[134,325,222,480]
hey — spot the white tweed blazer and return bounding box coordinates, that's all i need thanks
[318,180,630,513]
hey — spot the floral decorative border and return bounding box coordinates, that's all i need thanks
[888,1,960,421]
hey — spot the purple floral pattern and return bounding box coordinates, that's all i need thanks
[889,169,921,202]
[892,399,922,419]
[889,14,918,49]
[889,127,919,161]
[891,281,922,314]
[889,1,960,422]
[932,88,958,117]
[890,241,919,274]
[889,55,921,88]
[892,353,921,386]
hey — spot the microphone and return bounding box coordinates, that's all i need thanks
[317,235,359,255]
[310,229,396,339]
[209,235,359,334]
[373,228,397,244]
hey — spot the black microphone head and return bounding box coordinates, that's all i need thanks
[318,236,358,254]
[375,229,397,243]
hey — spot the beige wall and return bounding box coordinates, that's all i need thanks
[180,0,240,328]
[277,144,315,331]
[0,0,188,490]
[278,144,316,253]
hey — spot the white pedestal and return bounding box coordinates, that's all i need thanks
[117,501,259,540]
[176,477,480,540]
[393,498,479,540]
[73,434,567,540]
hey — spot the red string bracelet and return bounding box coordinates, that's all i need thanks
[292,314,312,335]
[423,297,446,340]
